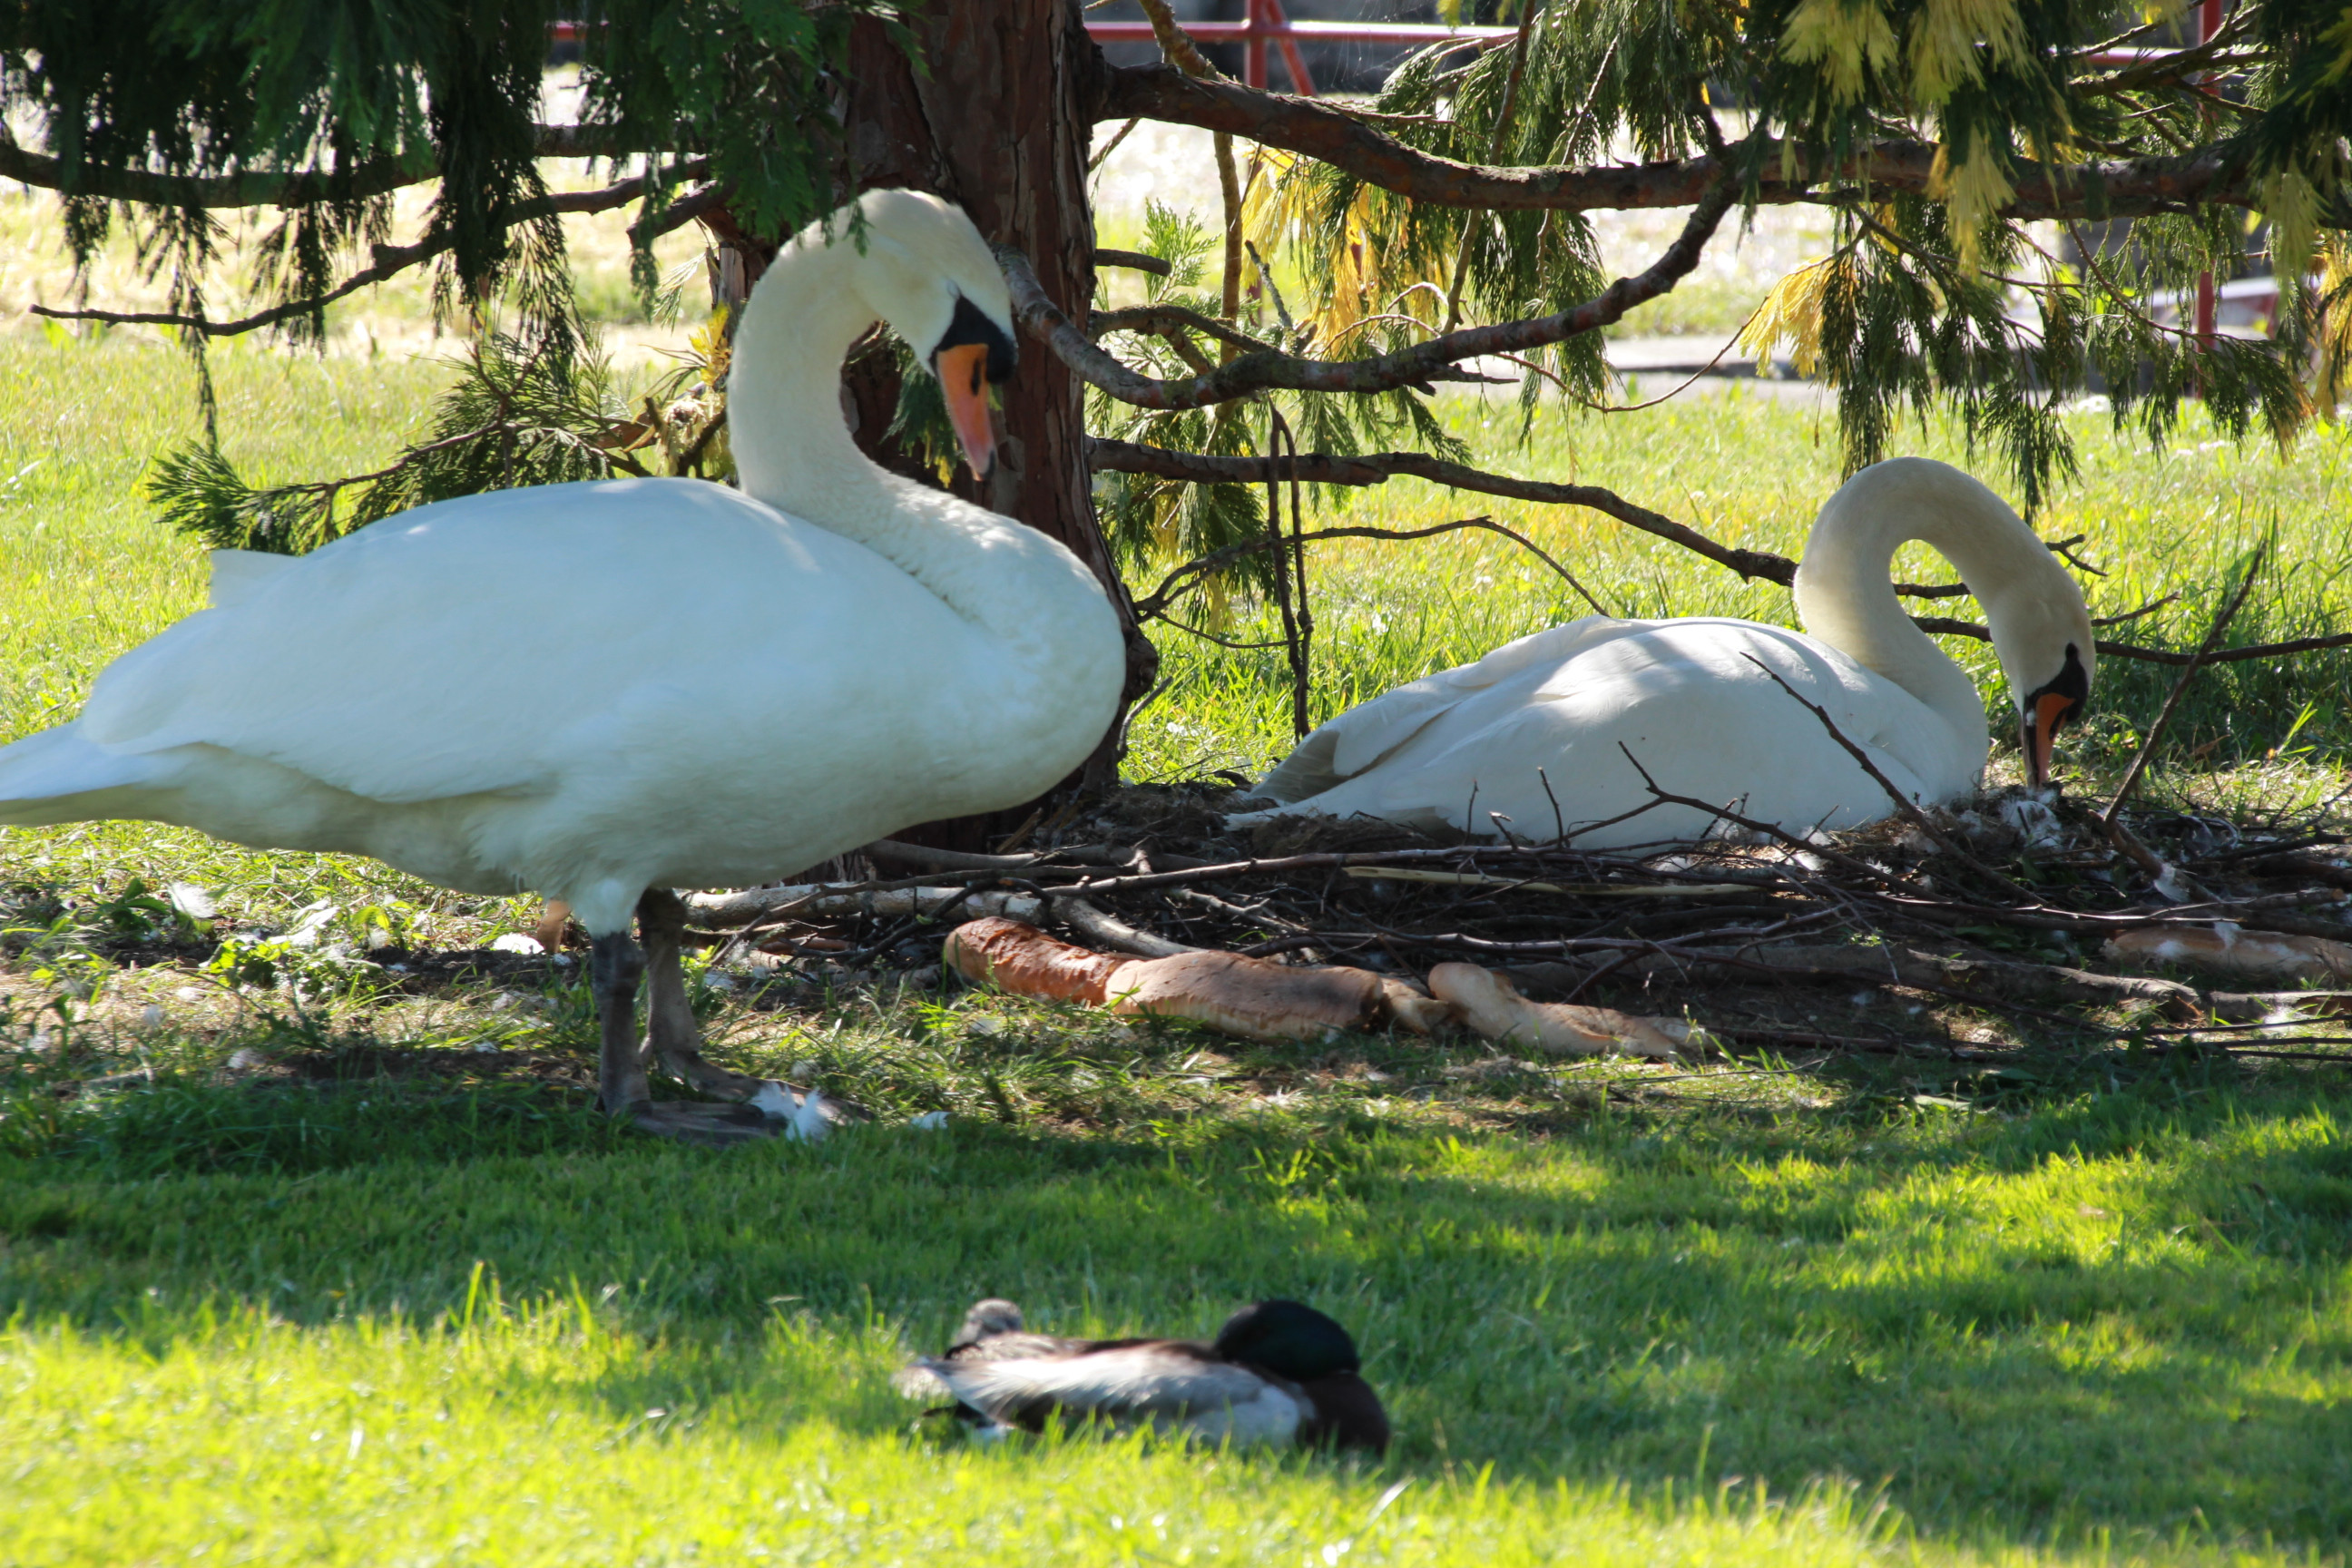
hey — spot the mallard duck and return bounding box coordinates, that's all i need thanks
[897,1298,1389,1455]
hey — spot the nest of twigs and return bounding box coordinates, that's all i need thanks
[680,775,2352,1069]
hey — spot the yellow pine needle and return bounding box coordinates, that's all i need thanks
[1927,142,2017,271]
[2318,236,2352,417]
[686,303,731,383]
[2262,166,2324,289]
[1905,0,2031,103]
[1779,0,1897,103]
[1739,256,1847,377]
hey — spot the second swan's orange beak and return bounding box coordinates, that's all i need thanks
[935,341,996,482]
[2022,691,2076,788]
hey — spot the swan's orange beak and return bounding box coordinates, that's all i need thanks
[2022,691,2076,788]
[935,342,996,481]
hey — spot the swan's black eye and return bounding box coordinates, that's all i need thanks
[936,295,1016,384]
[2024,642,2091,724]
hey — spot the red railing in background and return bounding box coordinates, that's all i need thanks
[2191,0,2225,347]
[1084,0,1519,93]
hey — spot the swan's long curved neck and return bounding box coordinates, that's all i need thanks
[728,232,879,524]
[724,228,1098,661]
[1794,466,2058,745]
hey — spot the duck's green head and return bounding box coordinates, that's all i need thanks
[1214,1299,1362,1381]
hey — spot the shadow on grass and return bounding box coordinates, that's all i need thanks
[2,1055,2349,1547]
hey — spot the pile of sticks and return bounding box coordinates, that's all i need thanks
[681,772,2352,1065]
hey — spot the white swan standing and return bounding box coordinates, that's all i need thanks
[0,190,1125,1136]
[1236,457,2093,845]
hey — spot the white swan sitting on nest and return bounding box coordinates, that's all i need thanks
[1233,457,2093,846]
[0,190,1124,1140]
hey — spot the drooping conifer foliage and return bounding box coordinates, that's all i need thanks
[0,0,896,346]
[1207,0,2352,510]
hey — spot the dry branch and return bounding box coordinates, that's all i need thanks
[865,838,1133,873]
[1614,742,1915,890]
[1098,64,2266,220]
[1092,439,1794,582]
[1506,942,2206,1016]
[1741,653,2033,898]
[1428,962,1690,1058]
[683,883,1048,927]
[2100,545,2266,830]
[1093,248,1172,277]
[945,916,1387,1043]
[1915,617,2352,665]
[1340,867,1758,897]
[2104,925,2352,985]
[1133,514,1602,622]
[29,163,714,338]
[996,181,1736,410]
[1093,304,1280,356]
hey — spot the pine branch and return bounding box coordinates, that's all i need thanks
[1090,441,2352,670]
[0,124,660,210]
[1002,181,1736,410]
[27,163,714,339]
[1909,619,2352,666]
[1098,64,2267,221]
[1093,249,1173,277]
[1093,304,1281,356]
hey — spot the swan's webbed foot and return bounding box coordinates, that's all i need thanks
[596,892,859,1144]
[625,1100,780,1147]
[593,926,777,1145]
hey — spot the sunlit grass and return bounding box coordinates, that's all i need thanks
[6,1083,2352,1563]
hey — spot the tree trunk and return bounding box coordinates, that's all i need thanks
[838,0,1155,850]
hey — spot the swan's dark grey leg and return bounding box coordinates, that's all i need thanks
[591,929,650,1116]
[596,890,780,1146]
[635,888,769,1099]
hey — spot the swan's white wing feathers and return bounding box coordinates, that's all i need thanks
[0,725,174,824]
[79,480,975,807]
[1253,617,1638,802]
[1240,618,1972,844]
[206,549,298,609]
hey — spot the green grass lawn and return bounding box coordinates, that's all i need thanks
[5,337,2352,1564]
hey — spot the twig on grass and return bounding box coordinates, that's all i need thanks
[2194,1044,2352,1063]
